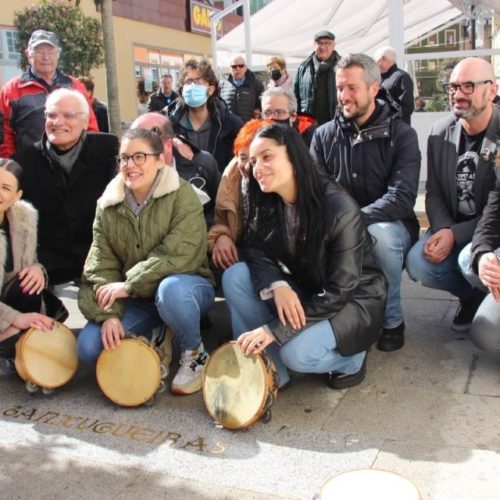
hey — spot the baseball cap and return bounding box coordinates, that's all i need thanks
[314,30,335,42]
[28,30,60,51]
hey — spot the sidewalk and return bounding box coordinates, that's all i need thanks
[1,273,499,499]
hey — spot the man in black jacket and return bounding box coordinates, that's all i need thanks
[13,88,118,284]
[406,57,499,333]
[168,59,242,173]
[311,53,421,352]
[147,74,178,113]
[294,30,341,125]
[132,112,221,227]
[219,56,264,124]
[374,46,414,125]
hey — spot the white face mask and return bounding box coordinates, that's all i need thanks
[190,177,211,205]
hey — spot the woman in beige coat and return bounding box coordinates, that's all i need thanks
[0,159,54,359]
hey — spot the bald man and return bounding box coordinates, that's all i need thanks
[406,57,499,332]
[374,46,414,125]
[131,112,220,227]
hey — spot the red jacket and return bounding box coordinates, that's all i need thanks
[0,68,99,158]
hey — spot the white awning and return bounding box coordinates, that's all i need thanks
[216,0,470,67]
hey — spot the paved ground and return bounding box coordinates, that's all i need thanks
[1,266,499,498]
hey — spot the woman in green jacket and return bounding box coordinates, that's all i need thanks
[78,128,215,395]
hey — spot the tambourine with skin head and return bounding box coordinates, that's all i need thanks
[15,321,78,395]
[318,469,422,500]
[203,342,278,430]
[96,333,169,407]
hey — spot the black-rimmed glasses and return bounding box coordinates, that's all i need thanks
[231,64,245,69]
[443,80,492,95]
[116,152,159,167]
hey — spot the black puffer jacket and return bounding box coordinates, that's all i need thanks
[243,182,387,356]
[168,97,242,173]
[293,51,341,124]
[173,136,221,227]
[219,70,264,123]
[310,92,421,242]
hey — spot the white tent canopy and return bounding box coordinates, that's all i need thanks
[215,0,468,68]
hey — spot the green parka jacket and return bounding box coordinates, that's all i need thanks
[78,167,213,323]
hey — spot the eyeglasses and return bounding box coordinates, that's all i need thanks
[184,77,205,85]
[443,80,492,95]
[262,109,290,119]
[231,64,245,69]
[116,152,159,167]
[45,111,85,120]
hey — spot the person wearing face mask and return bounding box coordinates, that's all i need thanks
[219,56,265,124]
[266,56,292,91]
[261,87,317,147]
[168,59,242,173]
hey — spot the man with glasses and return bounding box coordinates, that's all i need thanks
[12,88,117,285]
[294,30,341,125]
[219,56,264,124]
[261,87,317,145]
[168,59,242,173]
[0,30,98,158]
[406,57,499,332]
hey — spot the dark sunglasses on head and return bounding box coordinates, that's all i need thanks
[231,64,245,69]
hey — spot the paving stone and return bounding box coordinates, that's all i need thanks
[373,440,500,500]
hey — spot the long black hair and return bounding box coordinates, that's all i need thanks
[245,125,328,270]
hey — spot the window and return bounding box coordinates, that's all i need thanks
[0,29,19,62]
[445,29,456,47]
[428,60,437,71]
[428,34,438,47]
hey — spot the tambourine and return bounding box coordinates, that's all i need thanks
[15,321,78,394]
[96,333,169,407]
[318,469,422,499]
[203,342,278,429]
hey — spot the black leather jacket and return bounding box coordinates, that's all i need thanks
[243,182,387,356]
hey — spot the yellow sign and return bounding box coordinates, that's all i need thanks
[190,0,223,36]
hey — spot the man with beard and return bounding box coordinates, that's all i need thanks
[294,30,341,125]
[406,57,499,332]
[310,53,421,353]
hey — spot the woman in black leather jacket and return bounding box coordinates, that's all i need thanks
[222,125,387,389]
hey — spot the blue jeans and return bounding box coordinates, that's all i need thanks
[367,221,412,328]
[458,242,488,292]
[78,274,215,363]
[406,230,478,300]
[222,263,365,386]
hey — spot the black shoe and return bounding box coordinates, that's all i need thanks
[200,315,212,330]
[452,295,485,332]
[377,321,405,352]
[328,354,367,390]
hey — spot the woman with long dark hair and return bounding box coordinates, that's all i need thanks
[222,125,387,388]
[0,158,62,359]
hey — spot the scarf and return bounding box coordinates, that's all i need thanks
[45,132,86,176]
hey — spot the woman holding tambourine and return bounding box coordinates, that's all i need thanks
[222,125,387,389]
[0,158,66,360]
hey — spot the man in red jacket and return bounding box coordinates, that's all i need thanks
[0,29,98,158]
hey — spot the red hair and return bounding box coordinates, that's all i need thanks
[233,118,274,155]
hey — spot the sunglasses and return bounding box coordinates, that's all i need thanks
[231,64,245,69]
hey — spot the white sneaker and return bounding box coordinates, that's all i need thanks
[171,343,209,395]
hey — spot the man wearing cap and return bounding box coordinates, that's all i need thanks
[293,30,341,125]
[0,29,98,158]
